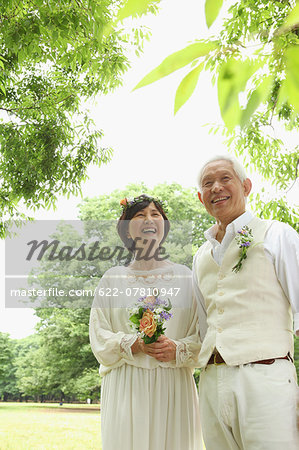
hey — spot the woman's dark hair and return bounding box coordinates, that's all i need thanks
[117,194,170,252]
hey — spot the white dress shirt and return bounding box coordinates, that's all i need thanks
[193,211,299,336]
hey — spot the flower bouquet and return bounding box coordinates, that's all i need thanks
[127,292,172,344]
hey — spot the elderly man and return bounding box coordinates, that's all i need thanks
[193,155,299,449]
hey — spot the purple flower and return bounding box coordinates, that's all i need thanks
[240,241,251,248]
[159,311,172,321]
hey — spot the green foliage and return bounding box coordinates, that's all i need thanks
[133,0,299,226]
[0,333,20,400]
[0,0,154,237]
[0,332,11,379]
[72,368,101,402]
[15,335,49,399]
[174,62,204,115]
[134,41,218,93]
[217,57,262,130]
[205,0,223,28]
[117,0,160,21]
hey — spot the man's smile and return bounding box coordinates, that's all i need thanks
[211,196,230,204]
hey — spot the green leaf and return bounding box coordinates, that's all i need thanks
[241,75,274,127]
[129,315,140,325]
[279,1,299,30]
[134,41,217,90]
[117,0,160,22]
[281,45,299,113]
[205,0,223,28]
[174,62,204,114]
[218,57,261,130]
[143,335,156,344]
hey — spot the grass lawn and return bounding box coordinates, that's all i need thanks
[0,402,102,449]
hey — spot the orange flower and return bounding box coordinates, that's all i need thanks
[139,309,157,338]
[120,198,128,207]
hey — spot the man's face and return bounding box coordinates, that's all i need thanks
[200,160,252,223]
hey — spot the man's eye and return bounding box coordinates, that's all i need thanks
[204,181,212,187]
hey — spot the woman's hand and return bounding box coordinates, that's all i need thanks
[131,337,152,355]
[131,337,142,354]
[143,335,176,362]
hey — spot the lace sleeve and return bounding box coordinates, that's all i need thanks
[120,334,138,359]
[175,341,193,366]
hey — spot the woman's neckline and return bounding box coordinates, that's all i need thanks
[125,260,175,273]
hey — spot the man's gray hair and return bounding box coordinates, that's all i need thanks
[197,154,248,192]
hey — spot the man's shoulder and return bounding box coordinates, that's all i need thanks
[265,219,298,240]
[251,216,298,235]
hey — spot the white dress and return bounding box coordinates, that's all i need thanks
[89,262,202,450]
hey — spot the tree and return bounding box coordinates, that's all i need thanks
[72,368,101,403]
[14,335,49,401]
[0,0,158,237]
[0,332,20,401]
[133,0,299,229]
[0,332,11,379]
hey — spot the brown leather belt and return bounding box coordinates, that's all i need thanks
[207,352,290,366]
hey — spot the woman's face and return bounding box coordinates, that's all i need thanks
[127,202,165,247]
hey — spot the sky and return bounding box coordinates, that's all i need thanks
[1,0,298,339]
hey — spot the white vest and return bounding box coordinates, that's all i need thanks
[194,217,294,367]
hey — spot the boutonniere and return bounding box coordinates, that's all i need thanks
[232,225,253,273]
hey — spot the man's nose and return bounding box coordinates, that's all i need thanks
[211,181,223,192]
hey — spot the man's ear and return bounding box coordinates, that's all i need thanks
[198,192,204,204]
[243,178,252,197]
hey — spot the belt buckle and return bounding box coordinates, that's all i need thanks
[214,353,222,365]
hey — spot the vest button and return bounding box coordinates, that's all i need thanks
[218,291,224,296]
[217,327,223,333]
[218,273,225,280]
[218,308,224,314]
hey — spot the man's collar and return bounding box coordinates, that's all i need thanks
[204,211,254,243]
[231,210,253,234]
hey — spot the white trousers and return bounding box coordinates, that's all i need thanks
[199,359,299,450]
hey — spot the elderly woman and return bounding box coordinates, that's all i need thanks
[89,194,202,450]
